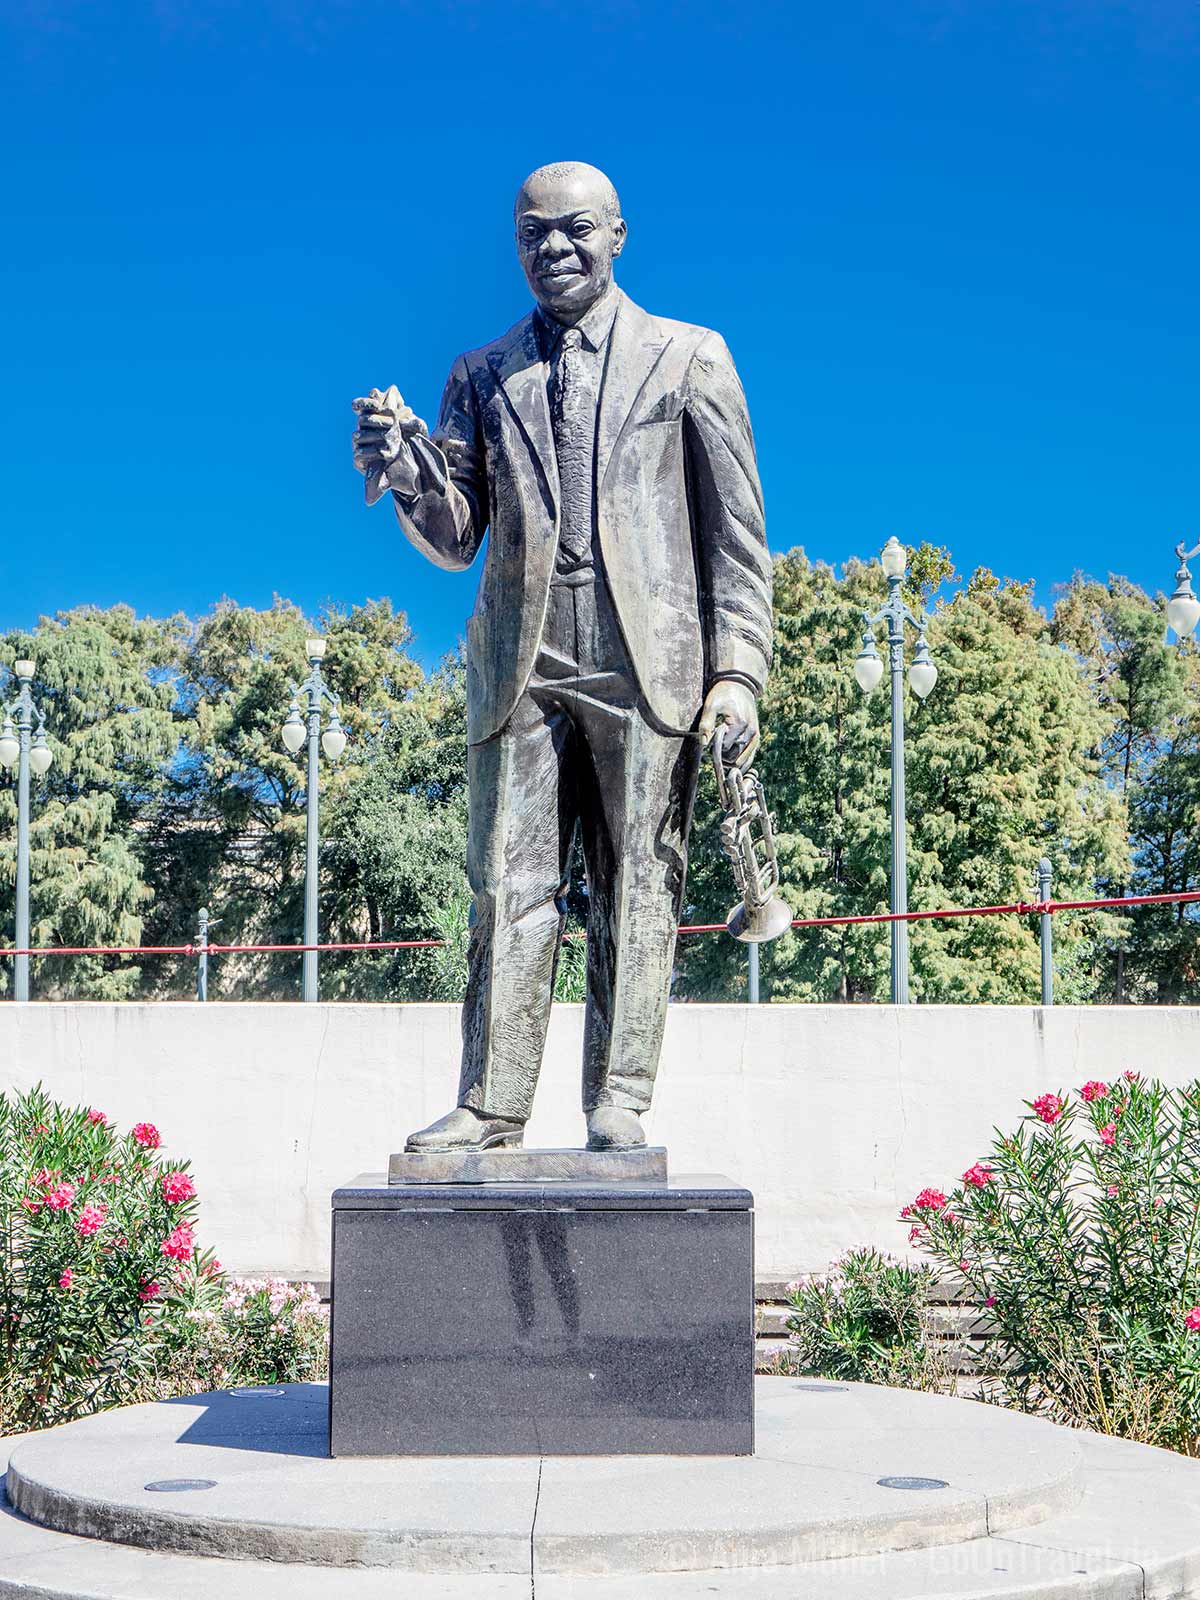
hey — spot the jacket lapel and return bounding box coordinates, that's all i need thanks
[486,315,558,515]
[597,293,672,490]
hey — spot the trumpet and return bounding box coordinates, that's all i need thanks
[710,732,793,943]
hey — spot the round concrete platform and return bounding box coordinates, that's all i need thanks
[5,1378,1083,1575]
[8,1381,1200,1600]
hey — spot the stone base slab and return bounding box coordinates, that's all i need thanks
[387,1146,668,1185]
[329,1172,753,1456]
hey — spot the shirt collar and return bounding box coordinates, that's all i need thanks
[535,284,621,359]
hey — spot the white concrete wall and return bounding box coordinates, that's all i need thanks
[4,1003,1196,1278]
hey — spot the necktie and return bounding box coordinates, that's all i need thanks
[551,327,594,571]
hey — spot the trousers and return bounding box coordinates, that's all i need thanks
[458,566,702,1120]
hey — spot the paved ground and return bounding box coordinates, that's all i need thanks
[3,1378,1200,1598]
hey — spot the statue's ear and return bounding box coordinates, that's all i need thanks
[611,217,628,258]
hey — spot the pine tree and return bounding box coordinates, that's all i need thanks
[1124,659,1200,1000]
[1052,576,1193,1000]
[906,570,1127,1001]
[0,607,187,998]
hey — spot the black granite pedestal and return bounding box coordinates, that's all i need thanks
[328,1173,754,1456]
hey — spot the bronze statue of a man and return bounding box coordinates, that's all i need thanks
[353,161,772,1153]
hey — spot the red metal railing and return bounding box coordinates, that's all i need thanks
[1,890,1196,960]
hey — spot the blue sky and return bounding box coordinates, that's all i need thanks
[2,1,1197,667]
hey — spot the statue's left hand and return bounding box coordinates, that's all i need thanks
[698,679,760,769]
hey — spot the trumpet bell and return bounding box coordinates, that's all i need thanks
[726,893,794,944]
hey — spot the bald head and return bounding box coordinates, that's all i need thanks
[514,162,622,225]
[514,161,627,325]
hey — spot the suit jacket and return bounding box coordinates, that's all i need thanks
[392,289,773,745]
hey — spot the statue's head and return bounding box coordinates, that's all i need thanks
[514,162,626,324]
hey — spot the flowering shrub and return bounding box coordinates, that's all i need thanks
[141,1277,328,1397]
[1,1086,222,1433]
[902,1073,1200,1453]
[779,1248,950,1391]
[216,1277,327,1384]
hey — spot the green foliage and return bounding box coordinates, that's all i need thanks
[553,931,589,1003]
[321,655,470,998]
[139,1277,328,1397]
[1052,576,1200,1001]
[1124,675,1200,1001]
[162,596,432,998]
[904,1075,1200,1453]
[1,1086,223,1434]
[678,551,891,1001]
[779,1248,949,1390]
[421,882,473,1001]
[677,547,1129,1003]
[1,560,1196,1004]
[905,568,1127,1001]
[0,608,188,997]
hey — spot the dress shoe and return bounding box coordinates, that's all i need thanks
[405,1105,525,1153]
[585,1105,646,1151]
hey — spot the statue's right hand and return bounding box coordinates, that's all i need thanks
[352,386,426,495]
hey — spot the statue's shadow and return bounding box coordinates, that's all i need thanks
[163,1383,328,1457]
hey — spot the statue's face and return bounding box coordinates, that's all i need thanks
[515,169,626,323]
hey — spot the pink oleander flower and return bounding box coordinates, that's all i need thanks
[45,1181,76,1211]
[1155,1195,1166,1209]
[958,1260,969,1272]
[20,1197,42,1214]
[912,1188,949,1213]
[1079,1080,1109,1102]
[1124,1070,1140,1082]
[75,1203,107,1237]
[58,1268,73,1289]
[267,1277,294,1313]
[1107,1184,1121,1198]
[1185,1307,1200,1333]
[908,1225,922,1243]
[1100,1123,1116,1147]
[985,1295,996,1308]
[86,1109,108,1126]
[962,1162,993,1188]
[31,1167,54,1188]
[138,1280,162,1302]
[161,1171,196,1205]
[1032,1093,1064,1125]
[132,1122,161,1150]
[161,1224,194,1262]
